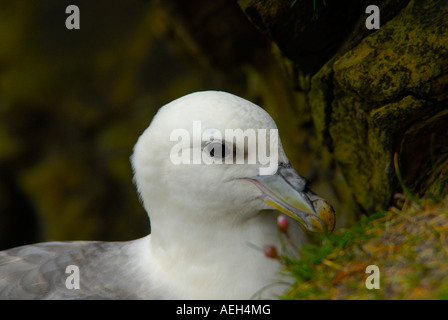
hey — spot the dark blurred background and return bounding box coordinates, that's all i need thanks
[3,0,447,251]
[1,0,331,250]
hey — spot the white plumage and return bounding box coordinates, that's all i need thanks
[0,91,335,299]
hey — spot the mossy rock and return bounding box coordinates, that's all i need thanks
[310,0,448,212]
[238,0,364,75]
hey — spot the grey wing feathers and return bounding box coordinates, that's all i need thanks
[0,241,143,299]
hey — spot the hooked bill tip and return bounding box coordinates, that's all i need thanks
[312,199,336,232]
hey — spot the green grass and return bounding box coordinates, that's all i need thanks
[276,153,448,299]
[278,194,448,299]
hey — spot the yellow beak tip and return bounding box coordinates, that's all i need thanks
[314,199,336,232]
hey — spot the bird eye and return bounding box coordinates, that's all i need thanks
[207,142,228,159]
[203,139,235,161]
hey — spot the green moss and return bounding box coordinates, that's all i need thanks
[309,0,448,215]
[333,0,448,103]
[279,194,448,299]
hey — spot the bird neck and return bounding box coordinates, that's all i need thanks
[148,200,261,253]
[143,201,285,299]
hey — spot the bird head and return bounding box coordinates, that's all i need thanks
[132,91,335,233]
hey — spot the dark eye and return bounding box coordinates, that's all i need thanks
[208,142,227,159]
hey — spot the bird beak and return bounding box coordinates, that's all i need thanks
[245,164,335,233]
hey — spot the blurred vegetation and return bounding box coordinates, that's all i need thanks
[281,192,448,299]
[0,0,253,248]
